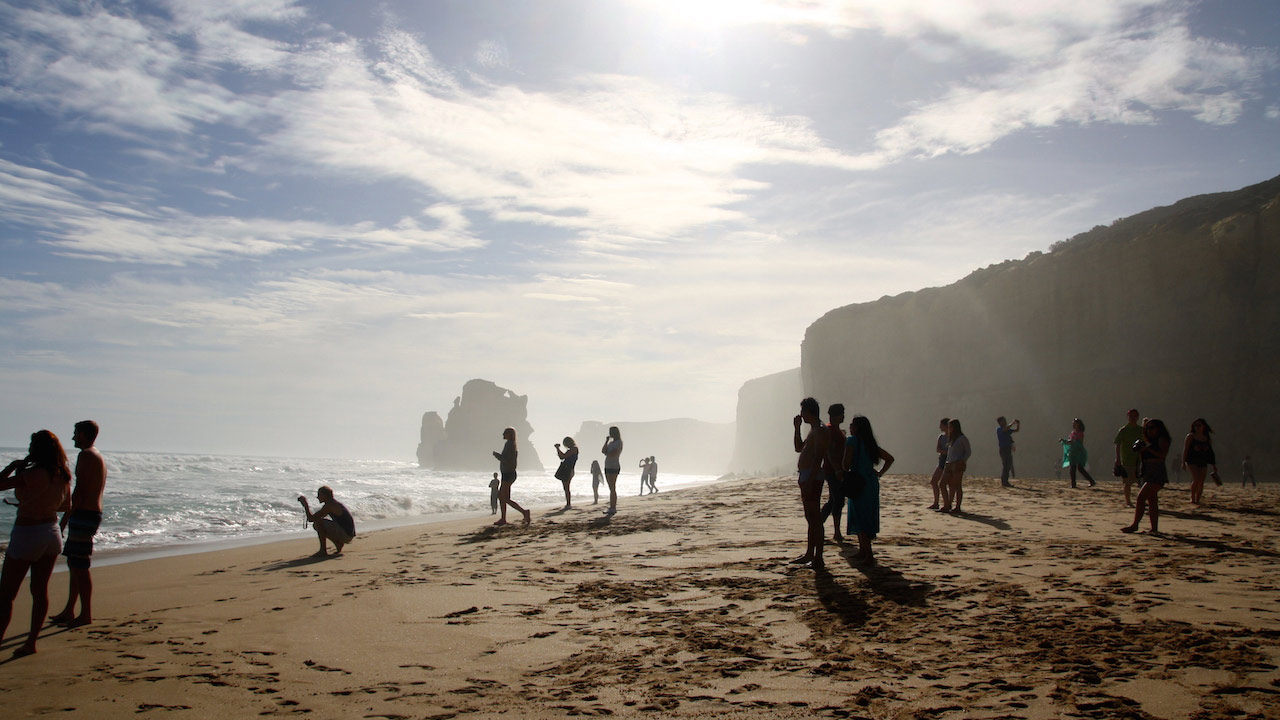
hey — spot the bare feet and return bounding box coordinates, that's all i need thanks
[1120,525,1137,533]
[522,509,532,525]
[49,611,74,625]
[789,555,814,565]
[493,519,509,526]
[311,550,328,557]
[833,534,844,544]
[332,542,344,555]
[927,504,939,509]
[12,644,36,657]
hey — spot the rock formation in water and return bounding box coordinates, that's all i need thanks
[801,174,1280,478]
[572,419,735,476]
[726,368,803,474]
[416,412,445,468]
[426,379,544,471]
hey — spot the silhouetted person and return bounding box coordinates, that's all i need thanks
[646,456,658,493]
[941,419,970,513]
[818,403,847,542]
[554,437,579,509]
[493,427,530,525]
[1061,418,1095,488]
[489,473,500,514]
[1123,419,1172,534]
[601,427,623,516]
[51,420,106,628]
[299,486,355,556]
[996,416,1019,487]
[589,460,603,505]
[843,415,894,564]
[637,456,650,496]
[928,418,949,509]
[791,397,829,569]
[0,430,71,656]
[1182,418,1218,505]
[1242,456,1256,487]
[1113,409,1143,507]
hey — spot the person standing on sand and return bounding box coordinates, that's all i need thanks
[601,427,623,515]
[1123,419,1172,534]
[637,456,650,496]
[1242,456,1256,487]
[299,486,356,556]
[1113,409,1144,508]
[928,418,949,509]
[844,415,894,564]
[1182,418,1218,505]
[489,473,500,514]
[941,419,970,513]
[1061,418,1096,488]
[0,430,71,656]
[590,460,603,505]
[791,397,830,569]
[996,416,1019,487]
[646,457,658,494]
[554,437,579,509]
[493,428,531,525]
[818,404,847,543]
[50,420,106,628]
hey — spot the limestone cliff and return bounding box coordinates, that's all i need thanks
[428,379,545,471]
[571,419,735,476]
[801,174,1280,478]
[727,368,804,474]
[416,411,445,468]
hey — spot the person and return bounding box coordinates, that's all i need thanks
[489,472,500,514]
[637,456,651,496]
[554,437,579,509]
[1113,409,1144,507]
[0,430,72,656]
[941,419,970,513]
[601,427,623,516]
[818,404,847,542]
[1122,419,1172,534]
[299,486,356,556]
[49,420,106,628]
[1242,455,1256,487]
[928,418,949,509]
[1060,418,1095,488]
[996,416,1020,487]
[843,415,894,564]
[1182,418,1218,505]
[589,460,603,505]
[791,397,830,569]
[646,457,658,494]
[493,427,531,525]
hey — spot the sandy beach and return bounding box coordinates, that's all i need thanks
[2,474,1278,719]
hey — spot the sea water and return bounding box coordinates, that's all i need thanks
[0,448,721,558]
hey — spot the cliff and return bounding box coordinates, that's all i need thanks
[726,368,804,474]
[801,174,1280,477]
[428,379,545,471]
[571,419,735,476]
[415,412,445,468]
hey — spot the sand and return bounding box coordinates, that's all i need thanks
[1,474,1278,719]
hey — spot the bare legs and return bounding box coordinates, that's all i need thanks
[0,553,57,656]
[497,480,530,525]
[605,471,619,515]
[940,463,965,512]
[928,462,943,509]
[1122,482,1162,533]
[561,480,572,509]
[312,522,347,556]
[50,567,93,627]
[796,497,824,568]
[1123,479,1135,508]
[1187,465,1206,504]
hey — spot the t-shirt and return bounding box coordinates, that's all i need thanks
[946,435,971,463]
[996,426,1014,449]
[1114,424,1144,467]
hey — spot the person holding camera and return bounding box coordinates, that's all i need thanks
[298,486,355,557]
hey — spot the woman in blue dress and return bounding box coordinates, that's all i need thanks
[842,415,895,564]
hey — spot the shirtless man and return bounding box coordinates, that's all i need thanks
[299,486,356,557]
[791,398,830,569]
[818,404,847,543]
[51,420,106,628]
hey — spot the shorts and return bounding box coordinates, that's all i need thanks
[797,469,822,502]
[62,509,103,570]
[317,518,355,545]
[1121,463,1140,486]
[501,471,517,484]
[6,522,62,563]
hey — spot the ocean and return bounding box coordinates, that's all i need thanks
[0,448,722,560]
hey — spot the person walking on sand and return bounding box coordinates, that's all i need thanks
[637,456,650,496]
[646,457,658,494]
[818,403,847,543]
[299,486,356,556]
[493,427,531,525]
[843,415,894,564]
[601,427,623,515]
[590,460,603,505]
[941,419,970,513]
[489,473,500,514]
[50,420,106,628]
[791,397,830,569]
[554,437,579,509]
[1122,419,1172,534]
[1061,418,1095,488]
[1242,455,1256,488]
[0,430,71,656]
[1113,409,1144,507]
[928,418,949,509]
[1182,418,1218,505]
[996,416,1019,487]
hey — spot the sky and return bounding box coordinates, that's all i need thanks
[1,0,1278,461]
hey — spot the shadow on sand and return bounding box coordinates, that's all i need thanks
[1162,534,1280,559]
[949,511,1011,531]
[0,624,75,664]
[253,554,337,572]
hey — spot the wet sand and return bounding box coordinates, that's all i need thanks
[1,474,1278,719]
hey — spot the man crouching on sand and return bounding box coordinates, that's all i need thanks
[299,486,356,557]
[791,397,829,569]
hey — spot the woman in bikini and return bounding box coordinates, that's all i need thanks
[1123,419,1172,534]
[1182,418,1217,505]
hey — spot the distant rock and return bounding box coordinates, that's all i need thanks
[572,419,734,476]
[727,368,803,475]
[425,379,544,471]
[416,412,445,468]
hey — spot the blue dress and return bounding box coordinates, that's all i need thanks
[845,435,879,538]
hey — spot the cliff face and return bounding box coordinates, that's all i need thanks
[416,411,445,468]
[429,379,544,471]
[572,419,735,476]
[801,175,1280,477]
[727,368,803,474]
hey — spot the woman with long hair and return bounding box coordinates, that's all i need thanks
[941,419,970,513]
[589,460,603,505]
[492,427,530,526]
[554,436,579,510]
[0,430,72,656]
[842,415,895,563]
[601,426,623,516]
[1123,419,1172,534]
[1061,418,1096,488]
[1182,418,1217,505]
